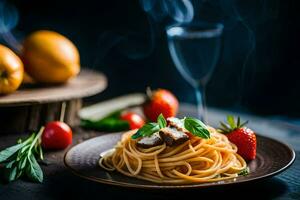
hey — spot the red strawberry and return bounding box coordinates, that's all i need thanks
[143,88,179,122]
[219,116,256,160]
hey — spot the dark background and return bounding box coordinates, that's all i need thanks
[1,0,300,117]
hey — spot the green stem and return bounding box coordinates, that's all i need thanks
[28,127,44,159]
[16,133,36,159]
[22,133,36,146]
[39,145,44,160]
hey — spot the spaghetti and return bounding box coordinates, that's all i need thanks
[99,127,247,184]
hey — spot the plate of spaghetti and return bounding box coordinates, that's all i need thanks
[64,115,295,189]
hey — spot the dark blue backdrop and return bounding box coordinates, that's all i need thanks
[2,0,299,117]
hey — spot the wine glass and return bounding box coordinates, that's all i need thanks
[166,22,223,122]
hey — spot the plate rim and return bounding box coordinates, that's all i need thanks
[64,133,296,189]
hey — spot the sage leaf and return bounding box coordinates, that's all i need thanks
[4,166,18,182]
[26,154,43,183]
[18,156,28,170]
[0,143,25,163]
[5,160,16,168]
[8,167,18,182]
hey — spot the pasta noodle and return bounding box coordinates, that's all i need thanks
[99,127,247,184]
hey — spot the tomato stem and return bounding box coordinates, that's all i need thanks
[60,102,66,122]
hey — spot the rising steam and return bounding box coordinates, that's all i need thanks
[0,0,21,52]
[140,0,194,23]
[94,0,195,64]
[220,0,256,103]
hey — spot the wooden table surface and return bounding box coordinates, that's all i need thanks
[0,103,299,200]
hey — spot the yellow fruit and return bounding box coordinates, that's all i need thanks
[0,44,24,94]
[22,30,80,83]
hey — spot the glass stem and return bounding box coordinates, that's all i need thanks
[195,85,207,123]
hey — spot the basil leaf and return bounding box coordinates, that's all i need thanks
[26,154,43,183]
[184,117,210,139]
[157,114,167,129]
[0,143,25,163]
[131,130,142,139]
[131,123,160,139]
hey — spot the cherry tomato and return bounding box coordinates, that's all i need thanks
[42,121,72,150]
[120,112,145,130]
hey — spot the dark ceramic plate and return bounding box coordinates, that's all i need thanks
[64,133,295,189]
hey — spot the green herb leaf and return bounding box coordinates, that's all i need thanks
[18,156,28,170]
[26,154,43,183]
[5,160,16,168]
[157,114,167,129]
[238,167,250,176]
[131,123,160,139]
[0,129,45,183]
[184,117,210,139]
[0,143,25,163]
[5,166,18,182]
[131,130,143,139]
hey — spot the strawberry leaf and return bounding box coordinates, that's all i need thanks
[240,120,249,128]
[221,122,229,129]
[227,115,235,129]
[219,116,249,133]
[237,116,241,127]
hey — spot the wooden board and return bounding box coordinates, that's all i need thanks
[0,69,107,107]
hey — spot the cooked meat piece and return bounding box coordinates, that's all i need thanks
[137,132,163,148]
[159,127,189,146]
[167,117,189,133]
